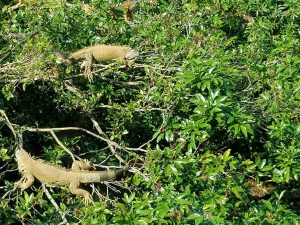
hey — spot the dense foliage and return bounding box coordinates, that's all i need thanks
[1,0,300,224]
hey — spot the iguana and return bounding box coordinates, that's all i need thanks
[121,1,135,21]
[68,45,139,81]
[15,149,129,204]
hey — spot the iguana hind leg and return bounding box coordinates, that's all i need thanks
[71,159,93,171]
[15,173,34,190]
[69,181,93,205]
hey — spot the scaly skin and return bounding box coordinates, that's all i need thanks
[68,45,139,81]
[15,149,129,204]
[68,45,139,62]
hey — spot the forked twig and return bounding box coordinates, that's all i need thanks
[24,126,147,152]
[0,110,23,150]
[49,131,78,162]
[90,118,126,164]
[0,110,17,140]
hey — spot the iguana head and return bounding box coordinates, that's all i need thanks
[125,48,139,60]
[15,149,30,161]
[15,149,32,173]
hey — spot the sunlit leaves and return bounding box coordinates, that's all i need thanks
[1,0,300,224]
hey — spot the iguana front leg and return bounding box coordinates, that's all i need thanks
[69,181,93,205]
[80,52,93,82]
[125,59,135,68]
[15,173,35,190]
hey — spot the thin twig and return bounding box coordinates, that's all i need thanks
[1,109,148,153]
[49,131,78,161]
[133,63,181,72]
[42,184,69,225]
[65,61,143,86]
[97,104,165,112]
[66,74,143,86]
[0,110,16,140]
[138,112,166,149]
[0,110,23,150]
[2,189,14,199]
[103,181,121,194]
[0,161,9,170]
[24,126,147,152]
[90,118,126,164]
[97,154,112,166]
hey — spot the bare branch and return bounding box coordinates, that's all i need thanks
[90,118,126,164]
[133,63,181,72]
[0,110,23,150]
[49,131,77,162]
[23,126,147,152]
[66,74,143,86]
[0,110,17,140]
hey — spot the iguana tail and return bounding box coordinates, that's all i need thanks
[100,165,129,181]
[78,165,129,183]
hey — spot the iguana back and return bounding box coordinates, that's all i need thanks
[68,45,139,62]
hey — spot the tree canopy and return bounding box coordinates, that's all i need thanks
[1,0,300,224]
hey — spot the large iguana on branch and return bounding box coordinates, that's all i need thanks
[68,45,139,81]
[15,149,129,204]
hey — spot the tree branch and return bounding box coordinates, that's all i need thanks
[42,184,69,225]
[90,118,126,164]
[23,126,147,152]
[49,131,78,162]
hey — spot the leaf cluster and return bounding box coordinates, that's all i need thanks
[1,0,300,224]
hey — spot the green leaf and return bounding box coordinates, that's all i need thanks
[262,200,273,211]
[165,165,171,176]
[156,203,169,218]
[136,209,153,216]
[165,130,174,142]
[60,203,67,211]
[231,186,244,200]
[197,93,206,103]
[233,124,240,136]
[24,191,34,204]
[294,173,298,181]
[0,148,10,161]
[235,201,242,207]
[22,82,27,91]
[259,159,266,169]
[278,190,286,200]
[169,165,178,176]
[261,165,273,171]
[124,192,135,204]
[240,125,248,138]
[176,198,192,205]
[132,174,141,186]
[222,149,232,162]
[187,213,204,225]
[246,164,257,172]
[137,220,148,225]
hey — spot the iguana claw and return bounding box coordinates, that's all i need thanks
[84,194,94,205]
